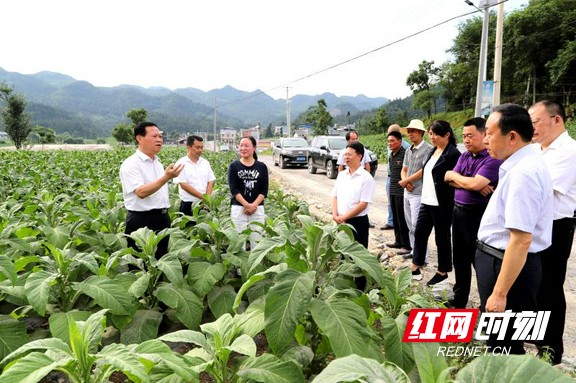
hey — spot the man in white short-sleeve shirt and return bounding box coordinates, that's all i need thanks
[119,122,183,258]
[173,135,216,216]
[476,104,553,355]
[528,100,576,364]
[332,141,376,248]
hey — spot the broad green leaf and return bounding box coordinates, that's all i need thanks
[233,263,286,311]
[412,342,450,383]
[187,262,225,297]
[201,313,237,346]
[43,226,69,249]
[340,242,385,287]
[0,352,72,383]
[157,330,209,351]
[248,237,287,277]
[24,270,57,316]
[156,284,203,330]
[48,311,91,345]
[95,343,149,383]
[265,269,315,355]
[157,253,184,286]
[127,272,151,298]
[235,299,266,338]
[311,355,409,383]
[457,354,574,382]
[73,252,100,276]
[281,346,314,368]
[309,297,372,358]
[120,310,163,344]
[0,316,27,361]
[238,354,305,383]
[0,255,16,284]
[226,334,256,357]
[380,313,414,372]
[207,284,236,318]
[13,256,40,273]
[78,276,137,315]
[68,309,107,369]
[2,338,71,365]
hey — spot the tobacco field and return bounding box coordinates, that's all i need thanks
[0,147,572,382]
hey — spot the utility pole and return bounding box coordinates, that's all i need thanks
[286,87,292,138]
[493,1,504,107]
[213,97,217,152]
[474,1,491,117]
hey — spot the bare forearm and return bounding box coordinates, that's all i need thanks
[135,175,170,199]
[180,183,204,199]
[492,230,532,298]
[342,202,368,221]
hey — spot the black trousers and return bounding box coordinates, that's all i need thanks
[451,203,486,308]
[391,194,411,249]
[179,201,193,216]
[346,214,369,291]
[125,209,171,258]
[347,215,369,248]
[475,249,541,354]
[536,217,575,364]
[412,203,454,272]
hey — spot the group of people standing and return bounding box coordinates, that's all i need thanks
[119,123,269,259]
[330,101,576,364]
[381,101,575,364]
[120,99,575,365]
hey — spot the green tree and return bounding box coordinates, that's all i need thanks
[0,83,32,150]
[112,108,149,145]
[406,60,440,117]
[362,106,389,135]
[302,99,333,136]
[32,125,56,148]
[127,108,148,125]
[112,123,133,145]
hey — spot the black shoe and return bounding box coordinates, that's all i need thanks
[426,272,448,286]
[402,252,413,259]
[380,224,394,230]
[369,223,375,228]
[386,242,401,249]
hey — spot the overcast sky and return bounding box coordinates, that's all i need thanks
[2,0,526,101]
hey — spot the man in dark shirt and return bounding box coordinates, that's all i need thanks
[444,117,502,308]
[386,131,411,256]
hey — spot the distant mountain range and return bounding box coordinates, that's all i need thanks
[0,67,388,137]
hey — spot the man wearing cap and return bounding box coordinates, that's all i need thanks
[120,122,184,258]
[395,119,433,257]
[529,100,576,364]
[381,124,410,231]
[476,104,553,355]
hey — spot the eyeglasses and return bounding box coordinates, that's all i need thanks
[532,115,556,125]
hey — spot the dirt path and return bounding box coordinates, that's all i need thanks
[260,154,576,369]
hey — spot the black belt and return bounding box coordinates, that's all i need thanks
[455,202,486,211]
[476,239,540,260]
[476,240,504,260]
[128,208,168,215]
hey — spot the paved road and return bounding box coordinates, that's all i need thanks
[260,154,576,366]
